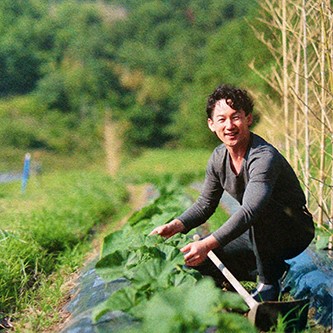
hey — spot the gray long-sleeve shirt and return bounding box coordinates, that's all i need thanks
[177,133,306,246]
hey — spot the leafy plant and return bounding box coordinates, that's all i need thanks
[129,279,255,333]
[92,180,256,332]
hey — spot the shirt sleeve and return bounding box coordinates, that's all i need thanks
[212,148,282,246]
[177,151,224,233]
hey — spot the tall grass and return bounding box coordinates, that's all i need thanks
[0,170,128,319]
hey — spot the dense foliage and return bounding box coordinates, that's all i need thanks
[0,0,272,158]
[108,0,271,149]
[92,181,256,332]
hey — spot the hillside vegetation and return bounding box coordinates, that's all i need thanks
[0,0,272,171]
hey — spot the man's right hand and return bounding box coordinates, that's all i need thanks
[148,219,185,239]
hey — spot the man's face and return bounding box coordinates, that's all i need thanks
[207,99,252,149]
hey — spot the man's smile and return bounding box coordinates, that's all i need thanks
[224,131,238,138]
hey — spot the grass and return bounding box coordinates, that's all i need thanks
[119,148,211,183]
[12,243,91,332]
[0,146,106,174]
[0,165,130,332]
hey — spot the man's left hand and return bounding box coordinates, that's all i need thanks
[180,241,209,266]
[180,235,220,266]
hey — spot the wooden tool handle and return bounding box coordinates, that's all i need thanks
[208,251,258,309]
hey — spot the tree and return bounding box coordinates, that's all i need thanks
[107,0,261,149]
[0,1,48,95]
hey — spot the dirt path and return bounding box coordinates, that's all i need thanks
[104,117,151,222]
[104,118,122,176]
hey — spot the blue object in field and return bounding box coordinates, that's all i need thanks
[21,153,31,193]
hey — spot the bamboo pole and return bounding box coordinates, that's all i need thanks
[292,41,302,172]
[282,0,290,160]
[290,0,302,174]
[302,0,310,203]
[317,1,327,226]
[329,1,333,236]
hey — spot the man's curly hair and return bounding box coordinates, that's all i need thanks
[206,84,254,118]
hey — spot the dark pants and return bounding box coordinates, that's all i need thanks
[195,203,315,285]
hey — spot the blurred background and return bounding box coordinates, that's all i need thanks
[0,0,331,225]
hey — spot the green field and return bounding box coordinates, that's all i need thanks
[0,148,330,332]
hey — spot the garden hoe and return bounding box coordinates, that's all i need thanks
[208,251,309,332]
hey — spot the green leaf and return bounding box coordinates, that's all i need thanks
[101,228,145,257]
[131,258,175,289]
[95,249,131,281]
[136,278,256,333]
[149,241,181,261]
[171,270,199,287]
[92,286,139,323]
[100,230,125,257]
[128,203,162,226]
[96,245,171,282]
[219,290,250,312]
[137,280,220,332]
[131,210,177,235]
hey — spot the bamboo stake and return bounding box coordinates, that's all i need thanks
[317,1,327,226]
[329,1,333,234]
[292,41,302,172]
[252,0,333,228]
[302,0,310,203]
[282,0,290,160]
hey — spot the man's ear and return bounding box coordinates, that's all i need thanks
[207,118,215,132]
[246,113,253,127]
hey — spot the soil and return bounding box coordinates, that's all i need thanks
[104,118,122,177]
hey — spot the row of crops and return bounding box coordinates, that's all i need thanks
[91,181,257,332]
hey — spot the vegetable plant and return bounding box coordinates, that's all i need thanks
[92,180,257,332]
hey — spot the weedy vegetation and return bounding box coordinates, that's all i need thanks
[0,170,129,331]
